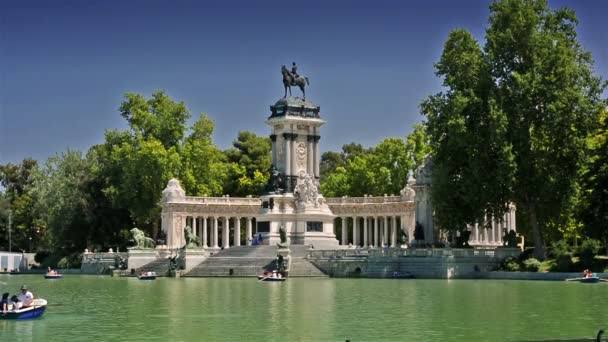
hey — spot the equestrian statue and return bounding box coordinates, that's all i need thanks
[281,62,310,99]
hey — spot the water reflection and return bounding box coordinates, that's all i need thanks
[2,275,608,341]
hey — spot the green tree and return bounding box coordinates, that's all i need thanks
[405,124,432,172]
[97,91,193,237]
[421,29,514,236]
[487,0,605,259]
[180,114,228,196]
[0,159,41,251]
[320,143,368,183]
[223,131,271,196]
[29,150,92,254]
[580,108,608,253]
[320,134,427,197]
[422,0,606,259]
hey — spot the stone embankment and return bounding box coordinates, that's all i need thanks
[308,247,522,279]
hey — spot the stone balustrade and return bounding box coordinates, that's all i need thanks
[182,196,262,206]
[325,196,405,204]
[307,247,521,260]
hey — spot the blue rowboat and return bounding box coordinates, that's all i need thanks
[0,299,47,320]
[44,273,62,279]
[580,277,600,284]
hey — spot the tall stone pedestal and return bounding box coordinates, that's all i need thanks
[127,249,159,270]
[184,248,208,273]
[257,193,339,249]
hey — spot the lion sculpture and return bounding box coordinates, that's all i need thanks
[129,228,156,249]
[184,226,201,248]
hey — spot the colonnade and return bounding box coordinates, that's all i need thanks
[184,216,256,249]
[469,205,517,246]
[336,216,407,247]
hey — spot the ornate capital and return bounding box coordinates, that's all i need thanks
[270,134,277,142]
[282,133,298,140]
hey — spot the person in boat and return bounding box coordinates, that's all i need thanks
[1,293,9,314]
[17,285,33,307]
[584,269,593,278]
[10,296,22,311]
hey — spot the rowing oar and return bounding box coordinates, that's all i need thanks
[565,278,584,281]
[599,278,608,282]
[258,276,269,281]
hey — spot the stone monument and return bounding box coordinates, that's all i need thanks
[256,65,339,248]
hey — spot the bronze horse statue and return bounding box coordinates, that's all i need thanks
[281,65,309,99]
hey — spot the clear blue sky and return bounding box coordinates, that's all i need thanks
[1,0,606,164]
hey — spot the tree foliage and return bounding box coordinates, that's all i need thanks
[223,131,271,196]
[580,108,608,253]
[422,0,606,259]
[321,129,430,197]
[0,159,41,251]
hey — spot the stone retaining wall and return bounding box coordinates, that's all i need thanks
[309,248,521,279]
[483,271,608,281]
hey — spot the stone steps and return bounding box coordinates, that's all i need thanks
[184,245,328,277]
[289,259,328,277]
[135,258,170,276]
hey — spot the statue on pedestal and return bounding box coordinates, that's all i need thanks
[184,226,201,249]
[294,172,320,208]
[265,165,284,194]
[129,228,156,249]
[276,225,289,249]
[281,63,310,99]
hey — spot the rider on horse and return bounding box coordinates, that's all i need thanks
[290,62,299,83]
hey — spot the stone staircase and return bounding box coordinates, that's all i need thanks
[185,246,276,277]
[289,258,328,277]
[135,257,171,276]
[184,245,328,277]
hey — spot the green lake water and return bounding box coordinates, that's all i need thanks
[0,275,606,341]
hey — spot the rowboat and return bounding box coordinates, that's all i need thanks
[138,271,157,280]
[257,275,286,282]
[0,298,47,320]
[44,273,62,279]
[565,277,605,283]
[580,277,601,284]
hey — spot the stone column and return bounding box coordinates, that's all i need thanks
[307,134,314,175]
[511,206,516,232]
[246,218,252,246]
[400,215,406,242]
[341,217,348,245]
[291,134,298,179]
[391,216,397,247]
[383,216,388,247]
[202,217,208,248]
[374,217,379,247]
[284,133,291,176]
[490,220,496,244]
[234,217,241,247]
[223,217,230,248]
[363,216,368,247]
[270,134,277,167]
[192,216,197,238]
[473,223,479,244]
[212,216,219,248]
[352,217,358,246]
[314,135,321,177]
